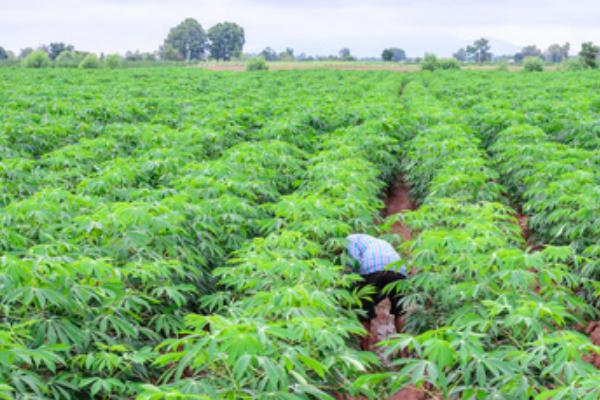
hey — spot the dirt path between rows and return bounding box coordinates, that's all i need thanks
[383,176,416,241]
[366,175,416,360]
[336,175,432,400]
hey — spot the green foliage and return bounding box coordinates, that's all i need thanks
[491,125,599,251]
[54,50,83,68]
[339,48,355,61]
[579,41,599,68]
[246,57,268,71]
[0,67,407,398]
[47,42,74,60]
[381,48,406,62]
[420,55,462,72]
[161,18,207,61]
[22,50,51,68]
[523,56,545,72]
[497,61,509,71]
[545,42,570,63]
[79,53,100,69]
[0,46,9,60]
[1,65,598,400]
[516,44,543,63]
[455,38,493,63]
[361,72,600,399]
[207,22,245,61]
[421,53,438,71]
[437,58,460,70]
[104,54,123,69]
[560,57,586,71]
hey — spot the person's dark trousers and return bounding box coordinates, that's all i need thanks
[354,270,406,350]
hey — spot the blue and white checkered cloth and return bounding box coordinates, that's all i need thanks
[346,234,407,276]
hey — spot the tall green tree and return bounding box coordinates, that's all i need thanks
[22,50,51,68]
[544,43,569,63]
[161,18,207,61]
[579,42,599,68]
[278,48,294,61]
[515,45,542,62]
[381,48,406,62]
[453,48,467,62]
[19,47,34,59]
[46,42,75,60]
[260,47,277,61]
[0,46,8,60]
[339,48,354,61]
[466,38,492,63]
[207,22,245,61]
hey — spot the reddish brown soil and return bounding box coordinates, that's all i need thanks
[389,387,435,400]
[516,213,546,252]
[517,214,529,240]
[583,321,600,368]
[383,176,417,241]
[336,386,431,400]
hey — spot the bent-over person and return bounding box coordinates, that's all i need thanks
[346,233,407,348]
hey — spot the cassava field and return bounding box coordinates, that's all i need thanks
[0,68,599,399]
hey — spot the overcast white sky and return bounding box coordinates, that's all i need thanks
[1,0,599,57]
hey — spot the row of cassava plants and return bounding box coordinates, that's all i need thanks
[489,125,599,253]
[0,69,402,398]
[354,80,600,399]
[419,73,599,300]
[0,139,307,398]
[423,71,600,151]
[416,72,599,308]
[137,103,407,397]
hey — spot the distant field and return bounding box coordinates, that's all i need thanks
[197,60,548,72]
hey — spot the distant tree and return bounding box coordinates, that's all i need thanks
[544,43,569,63]
[161,18,207,61]
[54,51,84,67]
[104,54,123,68]
[339,48,354,61]
[207,22,245,61]
[246,57,269,71]
[560,57,585,71]
[19,47,34,59]
[0,46,8,60]
[579,42,599,68]
[523,56,544,72]
[22,50,51,68]
[260,47,278,61]
[158,44,183,61]
[381,47,406,62]
[515,45,542,63]
[421,53,438,71]
[125,50,157,62]
[79,53,100,69]
[453,48,468,62]
[466,38,492,63]
[47,42,74,60]
[278,48,294,61]
[438,58,461,70]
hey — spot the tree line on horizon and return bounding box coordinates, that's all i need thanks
[1,18,599,69]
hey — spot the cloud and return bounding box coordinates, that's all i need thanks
[0,0,598,57]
